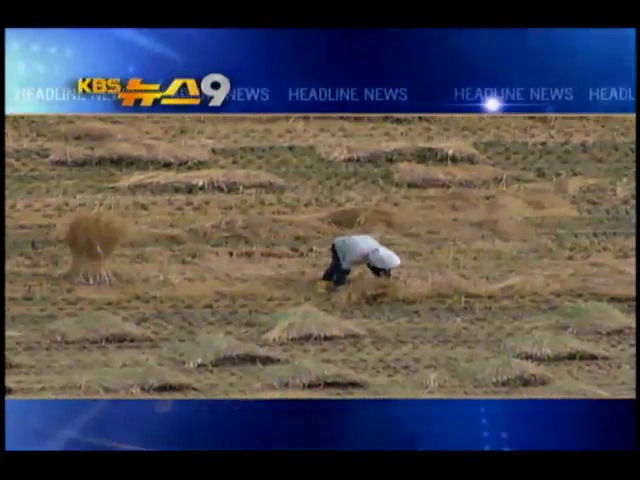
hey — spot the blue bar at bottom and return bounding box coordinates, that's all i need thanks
[5,399,636,451]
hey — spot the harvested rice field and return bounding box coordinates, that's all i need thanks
[4,115,636,398]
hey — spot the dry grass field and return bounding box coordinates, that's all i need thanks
[5,114,636,399]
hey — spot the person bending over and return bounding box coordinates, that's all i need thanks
[321,234,401,287]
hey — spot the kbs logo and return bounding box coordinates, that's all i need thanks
[77,74,231,107]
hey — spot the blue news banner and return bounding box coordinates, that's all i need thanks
[4,28,636,114]
[5,399,637,451]
[4,28,637,452]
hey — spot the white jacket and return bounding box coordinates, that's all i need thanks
[333,235,401,270]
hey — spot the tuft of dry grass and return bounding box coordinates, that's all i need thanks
[421,370,448,392]
[64,210,128,285]
[424,140,487,164]
[174,333,283,368]
[472,358,554,388]
[113,168,286,194]
[78,365,196,395]
[505,331,610,361]
[317,139,487,165]
[48,141,212,169]
[48,311,153,345]
[393,162,504,189]
[264,360,368,390]
[316,142,375,163]
[532,302,636,336]
[263,305,366,343]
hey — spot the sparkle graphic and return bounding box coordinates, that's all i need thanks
[483,97,502,113]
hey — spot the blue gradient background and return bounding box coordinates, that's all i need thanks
[4,28,637,114]
[4,28,638,451]
[5,399,636,451]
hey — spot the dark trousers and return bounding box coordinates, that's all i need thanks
[321,244,350,286]
[321,244,391,286]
